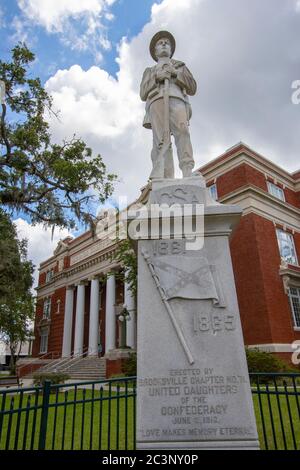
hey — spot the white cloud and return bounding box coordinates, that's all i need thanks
[46,63,143,139]
[8,0,300,274]
[14,219,71,287]
[17,0,116,62]
[44,0,300,208]
[10,15,33,44]
[17,0,115,32]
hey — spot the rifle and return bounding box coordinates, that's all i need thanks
[149,67,172,179]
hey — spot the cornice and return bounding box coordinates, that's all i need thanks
[37,245,119,297]
[219,184,300,232]
[200,149,298,190]
[279,266,300,294]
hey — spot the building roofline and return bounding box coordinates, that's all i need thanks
[197,142,300,182]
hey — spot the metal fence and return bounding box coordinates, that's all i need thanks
[0,377,136,450]
[250,373,300,450]
[0,373,300,450]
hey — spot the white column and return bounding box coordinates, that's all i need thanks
[125,281,136,349]
[105,273,116,353]
[74,283,86,356]
[62,287,74,357]
[88,277,100,356]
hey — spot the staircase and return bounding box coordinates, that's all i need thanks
[25,356,106,380]
[63,357,106,380]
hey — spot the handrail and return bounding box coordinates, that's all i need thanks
[35,346,92,374]
[38,353,76,373]
[61,347,91,372]
[16,351,60,378]
[17,346,99,377]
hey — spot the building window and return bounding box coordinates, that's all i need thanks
[289,287,300,328]
[46,270,54,283]
[276,229,298,265]
[40,328,48,354]
[56,299,61,314]
[43,298,51,319]
[267,182,285,201]
[209,184,218,201]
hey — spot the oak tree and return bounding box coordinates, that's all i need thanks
[0,44,116,229]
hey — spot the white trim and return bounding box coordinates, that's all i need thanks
[267,181,285,202]
[200,147,298,189]
[276,229,299,266]
[289,286,300,328]
[208,183,218,201]
[39,328,49,354]
[219,185,300,233]
[247,344,294,353]
[43,297,51,319]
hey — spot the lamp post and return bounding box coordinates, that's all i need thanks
[115,304,131,349]
[27,335,35,356]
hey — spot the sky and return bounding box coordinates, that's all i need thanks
[1,0,300,284]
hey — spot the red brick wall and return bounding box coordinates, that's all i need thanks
[294,232,300,263]
[230,214,272,345]
[17,362,45,378]
[64,256,70,269]
[47,287,66,356]
[32,288,67,357]
[32,298,44,356]
[252,216,295,344]
[230,213,300,348]
[217,164,267,199]
[284,187,300,209]
[106,359,126,378]
[38,272,46,286]
[244,165,268,191]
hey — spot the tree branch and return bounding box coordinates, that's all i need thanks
[0,103,11,159]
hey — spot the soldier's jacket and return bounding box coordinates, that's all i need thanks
[140,59,197,129]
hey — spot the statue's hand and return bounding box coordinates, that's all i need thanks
[156,68,177,83]
[156,68,172,83]
[165,64,178,78]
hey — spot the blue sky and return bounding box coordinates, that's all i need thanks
[0,0,162,232]
[1,0,300,278]
[0,0,161,81]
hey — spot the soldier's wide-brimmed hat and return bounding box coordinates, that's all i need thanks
[150,31,176,62]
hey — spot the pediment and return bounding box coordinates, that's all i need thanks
[54,240,69,256]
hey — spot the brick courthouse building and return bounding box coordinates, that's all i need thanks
[31,142,300,373]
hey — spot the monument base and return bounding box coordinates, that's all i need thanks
[138,440,260,450]
[136,177,260,450]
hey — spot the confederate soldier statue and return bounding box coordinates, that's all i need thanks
[140,31,197,179]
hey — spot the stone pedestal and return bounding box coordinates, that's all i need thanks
[136,177,259,450]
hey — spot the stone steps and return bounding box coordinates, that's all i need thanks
[24,357,106,380]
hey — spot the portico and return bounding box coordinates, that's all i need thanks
[61,273,136,359]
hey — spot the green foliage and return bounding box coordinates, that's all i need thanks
[112,239,137,297]
[121,352,137,377]
[246,347,296,374]
[0,208,27,302]
[0,43,117,229]
[0,209,34,374]
[33,372,70,387]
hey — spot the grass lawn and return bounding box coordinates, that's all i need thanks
[0,386,299,450]
[252,388,300,450]
[0,388,135,450]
